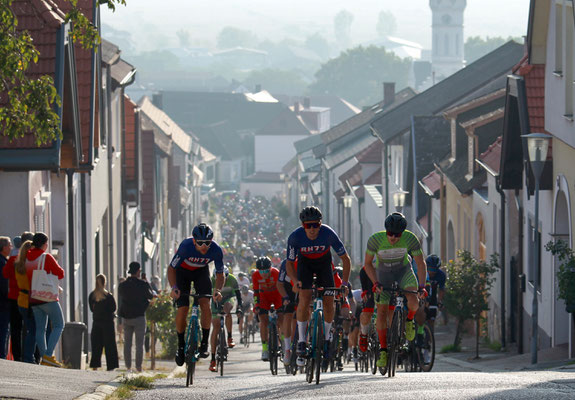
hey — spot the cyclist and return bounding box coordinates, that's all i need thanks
[416,254,446,332]
[348,288,364,362]
[253,256,282,361]
[333,266,353,369]
[209,267,243,371]
[237,271,250,290]
[238,284,254,344]
[357,265,375,354]
[286,206,351,367]
[168,223,224,367]
[277,258,298,365]
[363,212,428,369]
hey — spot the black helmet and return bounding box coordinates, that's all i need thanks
[426,254,441,269]
[384,212,407,234]
[299,206,322,222]
[192,223,214,241]
[256,256,272,270]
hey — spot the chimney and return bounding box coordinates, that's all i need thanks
[294,102,300,114]
[303,97,311,109]
[255,84,262,92]
[383,82,395,106]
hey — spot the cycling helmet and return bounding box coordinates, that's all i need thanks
[299,206,322,222]
[426,254,442,270]
[256,256,272,270]
[192,223,214,241]
[384,212,407,234]
[240,284,249,294]
[238,271,247,278]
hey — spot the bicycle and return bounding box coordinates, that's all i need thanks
[241,311,251,348]
[377,282,418,377]
[327,288,346,372]
[182,293,212,387]
[213,303,228,376]
[304,284,337,385]
[268,304,282,375]
[416,312,436,372]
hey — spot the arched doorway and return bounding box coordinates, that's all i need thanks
[476,213,486,261]
[554,190,570,347]
[447,220,455,262]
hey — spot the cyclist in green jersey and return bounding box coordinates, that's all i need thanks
[363,212,428,368]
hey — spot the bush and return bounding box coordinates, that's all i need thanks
[146,292,178,358]
[440,344,461,353]
[545,240,575,311]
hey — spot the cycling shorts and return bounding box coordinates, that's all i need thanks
[175,267,212,308]
[360,268,375,312]
[425,305,438,320]
[375,266,418,305]
[258,291,282,313]
[281,281,297,313]
[297,252,335,290]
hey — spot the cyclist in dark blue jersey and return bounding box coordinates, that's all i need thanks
[285,206,351,367]
[168,223,225,367]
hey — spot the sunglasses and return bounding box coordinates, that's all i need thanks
[259,269,271,274]
[196,240,212,247]
[386,231,402,238]
[303,222,321,229]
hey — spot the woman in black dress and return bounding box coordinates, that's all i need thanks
[89,274,119,370]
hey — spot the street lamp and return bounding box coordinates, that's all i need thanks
[393,189,409,213]
[522,132,551,365]
[300,192,308,207]
[343,194,353,259]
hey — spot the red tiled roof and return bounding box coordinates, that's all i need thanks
[479,136,502,175]
[420,170,442,195]
[339,163,362,186]
[364,167,382,185]
[517,63,545,133]
[356,140,382,163]
[0,0,65,149]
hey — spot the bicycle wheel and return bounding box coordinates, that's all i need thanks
[387,312,400,377]
[314,312,324,385]
[290,329,299,376]
[417,323,435,372]
[185,327,197,386]
[243,316,250,348]
[269,322,278,375]
[218,327,226,376]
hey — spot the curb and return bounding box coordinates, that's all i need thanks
[75,376,123,400]
[435,354,495,373]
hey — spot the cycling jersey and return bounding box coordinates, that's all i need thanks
[365,230,422,270]
[253,267,282,312]
[286,224,346,261]
[237,275,250,289]
[170,238,224,273]
[211,273,240,301]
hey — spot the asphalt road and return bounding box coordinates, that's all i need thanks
[131,337,575,400]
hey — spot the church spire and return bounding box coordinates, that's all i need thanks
[429,0,467,80]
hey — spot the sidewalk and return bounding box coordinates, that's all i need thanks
[433,315,575,372]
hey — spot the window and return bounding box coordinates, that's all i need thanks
[444,34,449,56]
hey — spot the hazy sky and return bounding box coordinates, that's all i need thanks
[102,0,531,52]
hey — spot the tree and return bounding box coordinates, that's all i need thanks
[305,32,330,60]
[334,9,354,50]
[464,36,520,64]
[545,240,575,313]
[216,26,258,49]
[0,0,126,145]
[308,45,410,107]
[376,10,397,38]
[176,28,191,48]
[444,250,498,356]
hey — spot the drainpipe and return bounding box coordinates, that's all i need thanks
[80,173,88,345]
[67,169,75,320]
[515,189,524,354]
[384,144,389,216]
[107,73,115,293]
[121,91,128,273]
[496,176,507,350]
[427,194,433,253]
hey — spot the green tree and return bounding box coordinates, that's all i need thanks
[146,292,177,359]
[545,240,575,313]
[305,32,330,60]
[216,26,258,49]
[308,45,410,107]
[334,9,354,49]
[444,250,498,356]
[376,10,397,38]
[464,36,521,64]
[0,0,126,145]
[243,69,307,96]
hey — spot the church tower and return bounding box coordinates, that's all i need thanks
[429,0,467,80]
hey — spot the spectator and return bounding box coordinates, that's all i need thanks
[0,236,12,359]
[88,274,118,371]
[2,236,23,361]
[118,262,154,372]
[150,275,161,295]
[13,232,36,364]
[16,233,65,367]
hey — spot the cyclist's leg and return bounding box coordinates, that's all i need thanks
[296,261,314,343]
[193,268,213,356]
[259,297,270,343]
[359,268,374,341]
[317,263,335,340]
[210,302,221,361]
[400,267,419,341]
[223,300,234,345]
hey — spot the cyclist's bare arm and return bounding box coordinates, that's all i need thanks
[413,254,427,289]
[340,253,351,283]
[363,253,378,288]
[276,279,288,298]
[167,266,179,299]
[286,260,298,290]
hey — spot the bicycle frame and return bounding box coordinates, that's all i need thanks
[183,293,211,387]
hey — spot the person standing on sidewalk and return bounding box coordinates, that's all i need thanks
[0,236,12,359]
[118,262,155,372]
[2,236,24,362]
[88,274,119,371]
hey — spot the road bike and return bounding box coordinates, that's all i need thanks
[182,293,212,386]
[213,303,228,376]
[268,304,282,375]
[416,312,436,372]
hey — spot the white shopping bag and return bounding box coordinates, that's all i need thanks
[30,253,59,302]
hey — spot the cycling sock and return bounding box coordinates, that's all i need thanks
[284,337,291,350]
[407,310,416,320]
[324,322,332,340]
[227,331,232,339]
[211,353,215,361]
[360,324,369,335]
[378,329,387,349]
[178,332,185,347]
[201,328,210,344]
[297,321,308,342]
[262,342,268,351]
[417,325,424,335]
